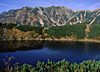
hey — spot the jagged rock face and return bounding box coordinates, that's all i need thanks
[0,6,100,27]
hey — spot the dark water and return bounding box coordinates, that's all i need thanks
[0,40,100,67]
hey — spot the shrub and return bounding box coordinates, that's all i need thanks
[2,59,100,72]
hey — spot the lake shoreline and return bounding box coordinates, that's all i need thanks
[1,38,100,43]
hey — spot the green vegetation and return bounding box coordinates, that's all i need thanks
[0,23,17,29]
[2,59,100,72]
[47,23,86,39]
[0,23,100,40]
[17,25,34,32]
[88,24,100,38]
[17,25,43,35]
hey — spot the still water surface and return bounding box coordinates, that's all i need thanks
[0,41,100,67]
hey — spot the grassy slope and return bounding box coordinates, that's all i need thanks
[47,23,100,39]
[0,23,100,40]
[47,23,86,39]
[88,24,100,38]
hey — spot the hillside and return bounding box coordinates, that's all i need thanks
[0,6,100,27]
[0,6,100,41]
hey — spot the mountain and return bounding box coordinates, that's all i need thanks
[0,6,100,27]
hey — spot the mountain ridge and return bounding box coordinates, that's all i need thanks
[0,6,100,27]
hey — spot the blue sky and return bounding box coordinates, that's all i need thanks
[0,0,100,12]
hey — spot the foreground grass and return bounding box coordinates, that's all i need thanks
[1,59,100,72]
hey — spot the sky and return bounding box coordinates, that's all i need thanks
[0,0,100,12]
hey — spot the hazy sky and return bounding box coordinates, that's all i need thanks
[0,0,100,12]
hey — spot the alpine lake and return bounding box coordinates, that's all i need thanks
[0,40,100,67]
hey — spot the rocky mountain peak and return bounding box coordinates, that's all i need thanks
[0,6,100,27]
